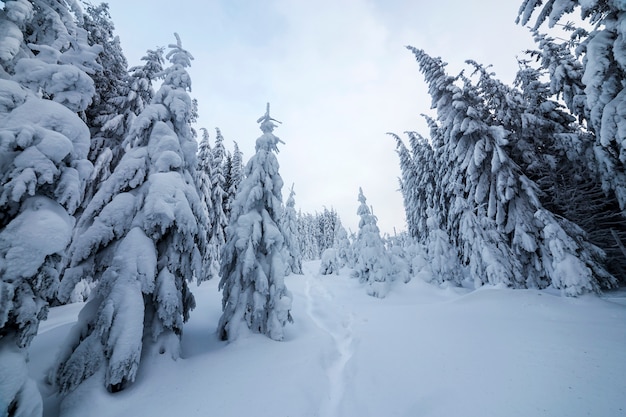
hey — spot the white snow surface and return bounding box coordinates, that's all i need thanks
[31,261,626,417]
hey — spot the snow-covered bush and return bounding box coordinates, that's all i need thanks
[319,248,340,275]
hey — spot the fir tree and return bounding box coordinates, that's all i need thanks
[208,127,228,278]
[392,127,464,285]
[318,208,340,253]
[224,140,243,222]
[281,184,303,275]
[223,151,233,203]
[218,103,293,342]
[0,1,97,414]
[52,34,206,398]
[297,211,320,260]
[391,131,437,242]
[406,47,615,294]
[385,232,412,284]
[83,47,165,213]
[473,58,626,283]
[353,188,392,298]
[80,2,128,135]
[333,222,352,268]
[517,0,626,212]
[127,47,164,107]
[195,127,214,280]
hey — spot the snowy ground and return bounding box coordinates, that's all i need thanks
[31,261,626,417]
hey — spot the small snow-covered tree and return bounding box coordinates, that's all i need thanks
[352,188,392,298]
[52,34,205,398]
[224,140,243,221]
[319,248,340,275]
[195,127,214,280]
[385,233,411,284]
[282,184,303,275]
[218,103,293,342]
[207,127,228,278]
[423,210,463,285]
[333,222,352,268]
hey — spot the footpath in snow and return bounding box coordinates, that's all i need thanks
[303,262,356,417]
[29,261,626,417]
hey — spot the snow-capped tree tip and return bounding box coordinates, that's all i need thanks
[255,102,286,154]
[167,32,194,66]
[257,102,283,134]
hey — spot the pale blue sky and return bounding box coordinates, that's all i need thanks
[104,0,535,235]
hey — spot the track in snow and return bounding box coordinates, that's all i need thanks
[303,264,356,417]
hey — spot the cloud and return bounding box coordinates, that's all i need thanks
[104,0,536,235]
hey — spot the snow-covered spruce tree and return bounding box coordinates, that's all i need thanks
[424,209,464,285]
[297,211,320,260]
[468,59,589,203]
[222,150,233,219]
[0,1,97,414]
[8,2,102,111]
[293,209,345,261]
[385,233,411,284]
[223,140,243,222]
[96,47,164,146]
[195,127,215,280]
[207,127,228,277]
[282,184,303,275]
[306,213,321,258]
[82,47,164,213]
[80,2,127,137]
[385,230,431,283]
[333,222,352,268]
[320,208,342,253]
[522,31,588,125]
[392,127,464,285]
[67,48,165,302]
[318,209,332,251]
[352,188,393,298]
[391,133,422,241]
[517,0,626,212]
[218,103,293,342]
[391,131,438,243]
[195,126,229,283]
[126,47,165,108]
[408,47,615,294]
[471,59,626,284]
[53,34,206,397]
